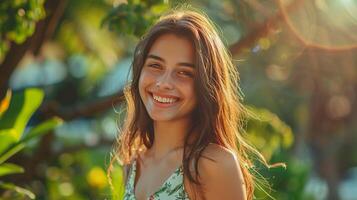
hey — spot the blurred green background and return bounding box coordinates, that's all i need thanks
[1,0,356,199]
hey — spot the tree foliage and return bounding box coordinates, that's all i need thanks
[0,0,46,59]
[101,0,169,37]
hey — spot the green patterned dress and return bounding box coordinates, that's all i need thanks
[123,161,190,200]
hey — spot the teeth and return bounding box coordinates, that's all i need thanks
[153,94,178,103]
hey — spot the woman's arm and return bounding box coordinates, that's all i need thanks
[198,144,247,200]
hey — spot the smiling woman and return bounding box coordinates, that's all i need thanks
[108,8,267,200]
[139,34,197,122]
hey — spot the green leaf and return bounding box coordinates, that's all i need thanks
[0,143,25,165]
[0,181,35,199]
[0,163,24,177]
[0,117,63,165]
[245,106,294,160]
[0,129,18,156]
[20,117,63,143]
[0,88,44,154]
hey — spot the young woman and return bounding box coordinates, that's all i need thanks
[109,8,266,200]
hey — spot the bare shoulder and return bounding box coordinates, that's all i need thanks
[198,144,240,177]
[202,143,237,163]
[197,143,247,200]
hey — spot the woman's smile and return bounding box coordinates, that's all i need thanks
[149,92,180,108]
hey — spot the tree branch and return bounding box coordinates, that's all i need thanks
[40,91,125,121]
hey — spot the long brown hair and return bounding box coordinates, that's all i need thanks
[108,8,268,200]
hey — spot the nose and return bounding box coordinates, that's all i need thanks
[155,71,174,90]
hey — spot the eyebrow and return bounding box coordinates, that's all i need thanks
[147,54,195,68]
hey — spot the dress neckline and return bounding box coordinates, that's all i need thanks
[131,160,183,200]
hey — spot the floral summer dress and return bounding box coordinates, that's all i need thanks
[123,160,190,200]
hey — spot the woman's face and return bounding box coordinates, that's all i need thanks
[139,33,197,122]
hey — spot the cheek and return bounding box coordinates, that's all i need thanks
[140,69,159,87]
[184,83,197,104]
[139,70,155,98]
[138,72,148,100]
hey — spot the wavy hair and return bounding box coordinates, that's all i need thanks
[108,8,269,200]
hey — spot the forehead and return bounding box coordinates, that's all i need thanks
[147,33,195,64]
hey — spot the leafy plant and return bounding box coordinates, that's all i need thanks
[245,106,312,199]
[0,88,63,199]
[101,0,169,37]
[245,106,294,161]
[0,0,46,59]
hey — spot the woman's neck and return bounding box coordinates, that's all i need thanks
[149,118,191,160]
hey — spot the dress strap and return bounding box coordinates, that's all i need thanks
[126,160,137,194]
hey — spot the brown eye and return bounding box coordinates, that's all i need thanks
[178,71,194,78]
[148,63,161,69]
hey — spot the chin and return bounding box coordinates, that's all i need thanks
[149,114,176,122]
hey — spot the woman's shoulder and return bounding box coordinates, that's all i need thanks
[200,143,238,165]
[196,143,246,199]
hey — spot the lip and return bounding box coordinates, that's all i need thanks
[148,92,180,108]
